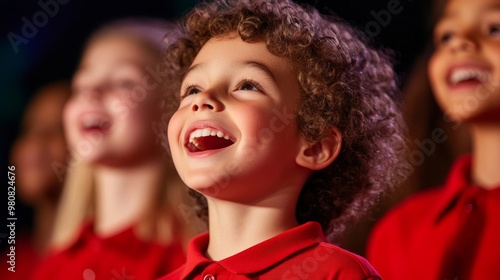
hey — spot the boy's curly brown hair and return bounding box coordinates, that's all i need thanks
[161,0,407,240]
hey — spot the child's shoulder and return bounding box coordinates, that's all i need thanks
[368,186,445,252]
[382,186,443,226]
[272,225,380,279]
[290,241,381,279]
[372,154,474,237]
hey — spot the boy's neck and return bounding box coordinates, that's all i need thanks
[205,186,301,261]
[470,122,500,189]
[93,158,165,237]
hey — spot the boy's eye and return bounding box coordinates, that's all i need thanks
[188,87,201,95]
[181,85,202,99]
[236,80,262,92]
[240,82,259,91]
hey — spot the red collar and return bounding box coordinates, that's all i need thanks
[433,155,500,221]
[180,222,326,278]
[68,221,161,256]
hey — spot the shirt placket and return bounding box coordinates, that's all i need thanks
[439,187,485,279]
[200,263,231,280]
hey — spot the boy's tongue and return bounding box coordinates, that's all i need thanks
[191,136,234,152]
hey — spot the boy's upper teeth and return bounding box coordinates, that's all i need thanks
[189,128,231,143]
[450,68,489,85]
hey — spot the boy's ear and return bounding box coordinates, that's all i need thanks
[296,128,342,170]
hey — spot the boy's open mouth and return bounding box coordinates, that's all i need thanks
[186,128,235,152]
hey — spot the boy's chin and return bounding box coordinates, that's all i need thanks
[184,179,228,199]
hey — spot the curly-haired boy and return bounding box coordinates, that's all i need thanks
[160,0,406,278]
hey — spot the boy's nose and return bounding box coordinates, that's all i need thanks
[191,92,224,112]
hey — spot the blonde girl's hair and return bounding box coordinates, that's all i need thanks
[51,160,196,249]
[50,19,200,250]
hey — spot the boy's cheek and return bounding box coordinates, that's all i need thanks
[167,130,179,150]
[167,129,181,157]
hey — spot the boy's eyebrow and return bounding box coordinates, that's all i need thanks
[183,60,278,82]
[183,63,202,80]
[238,60,277,82]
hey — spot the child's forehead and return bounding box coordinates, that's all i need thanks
[196,34,291,67]
[205,32,267,51]
[183,34,302,100]
[439,0,500,21]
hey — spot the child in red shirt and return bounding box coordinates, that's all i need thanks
[159,0,407,279]
[33,19,192,280]
[367,0,500,279]
[1,82,70,280]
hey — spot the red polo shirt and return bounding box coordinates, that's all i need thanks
[33,223,185,280]
[159,221,380,280]
[367,155,500,279]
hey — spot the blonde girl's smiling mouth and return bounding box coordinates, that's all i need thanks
[79,112,112,136]
[184,120,236,156]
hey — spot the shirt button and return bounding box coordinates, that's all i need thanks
[203,274,216,280]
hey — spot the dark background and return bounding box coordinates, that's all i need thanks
[0,0,431,250]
